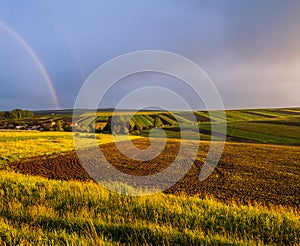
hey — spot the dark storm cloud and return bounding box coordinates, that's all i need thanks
[0,0,299,110]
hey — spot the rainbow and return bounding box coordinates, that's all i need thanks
[0,20,60,109]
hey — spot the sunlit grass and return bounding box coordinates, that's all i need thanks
[0,170,298,245]
[0,130,141,168]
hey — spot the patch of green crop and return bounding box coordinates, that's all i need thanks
[132,115,153,128]
[228,122,300,139]
[226,127,300,145]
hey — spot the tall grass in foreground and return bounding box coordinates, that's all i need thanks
[0,171,299,245]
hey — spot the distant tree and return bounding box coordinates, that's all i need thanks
[63,124,72,132]
[128,122,134,132]
[118,116,129,134]
[104,116,130,134]
[112,123,121,134]
[95,127,102,133]
[9,109,34,119]
[120,121,129,134]
[24,110,34,118]
[103,116,112,133]
[3,111,10,119]
[12,121,21,127]
[53,120,64,131]
[10,109,23,119]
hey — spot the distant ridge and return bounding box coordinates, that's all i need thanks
[32,107,300,115]
[33,108,170,115]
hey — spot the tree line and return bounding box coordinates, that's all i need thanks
[0,109,34,120]
[102,115,164,134]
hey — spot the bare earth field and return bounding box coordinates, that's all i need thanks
[10,138,300,208]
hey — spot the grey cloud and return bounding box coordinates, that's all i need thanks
[0,0,299,110]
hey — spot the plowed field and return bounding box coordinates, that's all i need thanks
[10,138,300,207]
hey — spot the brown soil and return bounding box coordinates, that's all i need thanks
[10,139,300,208]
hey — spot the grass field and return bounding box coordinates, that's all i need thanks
[0,171,298,245]
[0,131,141,168]
[0,108,299,245]
[197,123,300,145]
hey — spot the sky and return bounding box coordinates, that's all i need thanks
[0,0,300,110]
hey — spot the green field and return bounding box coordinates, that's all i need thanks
[71,108,300,145]
[5,108,298,146]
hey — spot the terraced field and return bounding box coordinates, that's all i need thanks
[71,108,300,144]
